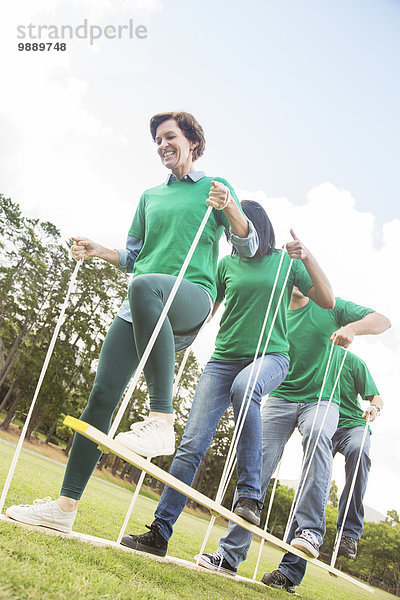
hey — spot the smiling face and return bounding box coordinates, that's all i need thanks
[155,118,196,178]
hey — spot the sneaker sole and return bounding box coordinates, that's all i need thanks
[261,578,300,596]
[193,554,237,576]
[120,535,167,557]
[262,584,299,596]
[5,509,72,533]
[290,538,319,559]
[233,507,260,526]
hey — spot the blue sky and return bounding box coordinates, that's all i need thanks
[62,0,400,225]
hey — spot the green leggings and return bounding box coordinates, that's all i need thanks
[61,274,210,500]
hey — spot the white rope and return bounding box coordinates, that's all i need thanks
[172,346,192,398]
[114,292,213,541]
[217,251,288,505]
[284,347,349,543]
[220,258,294,504]
[115,282,212,542]
[116,457,150,544]
[108,206,212,438]
[197,251,292,562]
[0,259,82,514]
[196,251,288,563]
[283,341,335,541]
[116,342,195,542]
[171,295,211,399]
[252,457,283,581]
[330,416,371,568]
[196,515,217,566]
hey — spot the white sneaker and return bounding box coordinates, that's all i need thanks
[290,529,320,558]
[6,497,77,533]
[115,417,175,458]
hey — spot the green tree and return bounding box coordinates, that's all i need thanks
[0,195,127,443]
[386,509,400,526]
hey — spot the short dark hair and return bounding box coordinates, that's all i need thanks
[149,111,206,161]
[235,200,276,258]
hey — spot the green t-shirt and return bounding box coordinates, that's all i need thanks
[129,176,241,303]
[212,251,313,360]
[338,349,379,430]
[274,298,374,404]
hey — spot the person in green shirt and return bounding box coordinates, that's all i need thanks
[119,199,335,557]
[330,350,383,560]
[262,350,384,591]
[5,111,257,534]
[196,288,390,589]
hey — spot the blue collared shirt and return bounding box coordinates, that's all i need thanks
[117,171,258,323]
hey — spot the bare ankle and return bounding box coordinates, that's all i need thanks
[56,496,79,512]
[149,411,175,428]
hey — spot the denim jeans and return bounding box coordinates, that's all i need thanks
[278,424,370,586]
[333,426,371,539]
[154,354,289,541]
[218,396,339,573]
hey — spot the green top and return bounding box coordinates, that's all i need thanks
[338,349,379,430]
[274,298,374,404]
[129,176,241,303]
[212,251,313,360]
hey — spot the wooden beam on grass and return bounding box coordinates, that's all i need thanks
[64,416,373,594]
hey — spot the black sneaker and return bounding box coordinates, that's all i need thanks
[262,570,297,594]
[338,535,358,560]
[121,522,168,557]
[194,551,237,576]
[233,497,263,526]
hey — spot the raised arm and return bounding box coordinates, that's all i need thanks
[285,229,335,309]
[206,180,249,238]
[331,312,391,347]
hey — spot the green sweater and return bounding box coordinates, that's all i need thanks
[129,176,241,303]
[274,298,374,404]
[338,349,379,430]
[212,251,313,360]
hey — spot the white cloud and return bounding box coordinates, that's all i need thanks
[0,0,160,245]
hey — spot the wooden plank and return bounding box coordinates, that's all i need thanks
[64,416,374,594]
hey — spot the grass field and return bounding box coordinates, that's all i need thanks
[0,438,396,600]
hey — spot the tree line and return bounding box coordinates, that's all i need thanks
[0,194,399,595]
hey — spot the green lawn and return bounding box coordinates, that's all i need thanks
[0,441,396,600]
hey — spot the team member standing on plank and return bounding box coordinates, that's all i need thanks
[6,111,257,534]
[332,350,383,560]
[262,350,384,592]
[197,288,390,587]
[119,200,335,556]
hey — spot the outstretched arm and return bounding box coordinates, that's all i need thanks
[71,237,120,266]
[331,312,391,347]
[286,229,335,309]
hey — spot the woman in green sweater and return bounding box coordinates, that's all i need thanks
[6,112,257,533]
